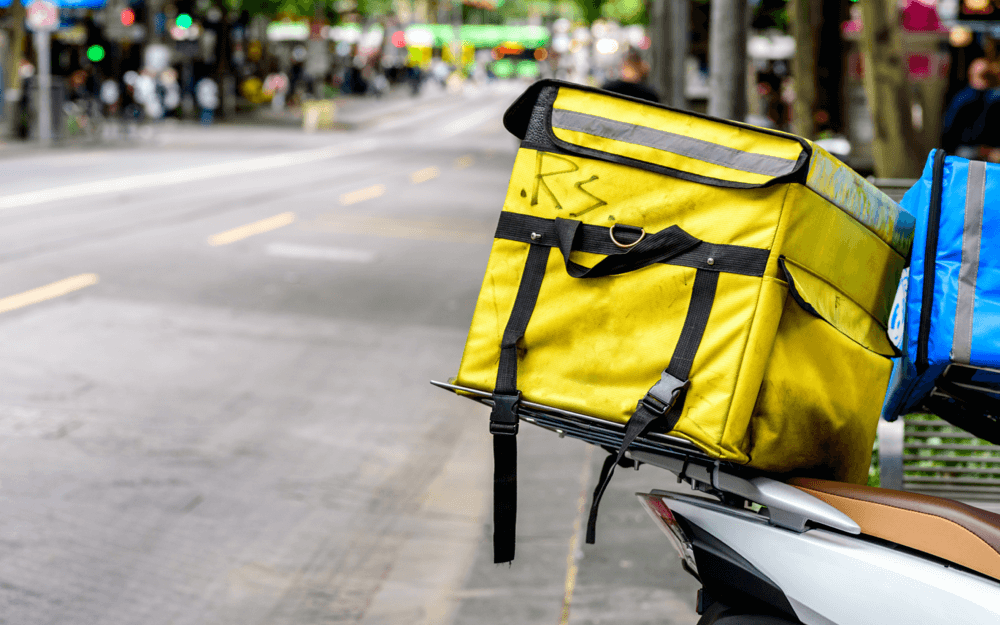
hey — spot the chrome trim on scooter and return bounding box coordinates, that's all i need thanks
[631,450,860,535]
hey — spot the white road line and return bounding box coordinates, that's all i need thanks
[0,274,99,315]
[208,212,295,246]
[0,140,378,211]
[265,243,376,263]
[439,107,499,138]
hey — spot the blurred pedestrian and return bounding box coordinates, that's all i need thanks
[601,49,660,103]
[942,58,1000,158]
[196,76,219,125]
[409,64,423,97]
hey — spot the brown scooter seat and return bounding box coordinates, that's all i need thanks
[788,477,1000,582]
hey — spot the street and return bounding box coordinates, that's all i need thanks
[0,81,699,625]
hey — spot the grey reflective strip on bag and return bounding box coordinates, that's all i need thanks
[550,109,798,177]
[953,161,987,364]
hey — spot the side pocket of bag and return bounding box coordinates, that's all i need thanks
[748,266,893,484]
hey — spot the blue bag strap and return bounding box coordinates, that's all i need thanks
[917,148,947,373]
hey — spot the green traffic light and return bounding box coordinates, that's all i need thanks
[86,45,105,62]
[176,13,193,28]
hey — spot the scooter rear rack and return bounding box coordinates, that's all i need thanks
[432,380,860,536]
[431,378,708,459]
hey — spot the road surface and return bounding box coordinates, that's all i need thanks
[0,81,700,625]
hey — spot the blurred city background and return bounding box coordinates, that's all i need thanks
[1,1,1000,624]
[2,0,1000,174]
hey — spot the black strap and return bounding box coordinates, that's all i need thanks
[917,149,947,373]
[586,268,720,544]
[553,217,701,278]
[495,212,769,277]
[495,244,550,394]
[490,243,550,564]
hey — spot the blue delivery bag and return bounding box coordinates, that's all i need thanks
[883,149,1000,443]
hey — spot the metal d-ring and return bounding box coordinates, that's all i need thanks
[609,224,646,249]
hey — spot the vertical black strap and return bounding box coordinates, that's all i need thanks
[666,269,720,381]
[917,148,947,373]
[495,244,551,394]
[492,432,518,563]
[586,269,720,544]
[491,243,550,563]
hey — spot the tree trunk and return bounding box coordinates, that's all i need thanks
[859,0,924,178]
[790,0,817,139]
[707,0,746,121]
[3,0,26,140]
[651,0,689,108]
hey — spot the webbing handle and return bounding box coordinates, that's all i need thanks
[553,217,700,279]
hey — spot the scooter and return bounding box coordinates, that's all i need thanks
[431,380,1000,625]
[632,444,1000,624]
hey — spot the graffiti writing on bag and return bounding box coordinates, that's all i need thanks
[526,152,608,218]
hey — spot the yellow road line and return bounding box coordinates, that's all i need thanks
[454,155,474,170]
[340,184,386,206]
[0,273,99,315]
[208,212,295,246]
[559,444,594,625]
[410,167,439,184]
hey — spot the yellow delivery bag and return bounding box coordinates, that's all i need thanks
[453,80,914,562]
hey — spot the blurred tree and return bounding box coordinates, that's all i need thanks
[2,0,26,140]
[751,0,788,31]
[859,0,924,177]
[601,0,647,25]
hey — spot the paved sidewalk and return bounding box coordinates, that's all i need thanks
[0,79,519,158]
[236,81,459,130]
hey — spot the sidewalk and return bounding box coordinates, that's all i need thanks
[0,81,459,158]
[229,81,458,130]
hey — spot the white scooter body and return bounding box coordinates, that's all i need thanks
[646,492,1000,624]
[632,451,1000,625]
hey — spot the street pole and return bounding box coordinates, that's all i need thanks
[669,0,688,109]
[35,28,51,145]
[649,0,673,104]
[707,0,746,121]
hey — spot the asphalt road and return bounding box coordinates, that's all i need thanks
[0,81,700,625]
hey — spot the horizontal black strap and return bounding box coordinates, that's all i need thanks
[554,217,700,278]
[495,212,768,277]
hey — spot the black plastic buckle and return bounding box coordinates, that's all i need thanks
[639,372,690,416]
[490,392,521,435]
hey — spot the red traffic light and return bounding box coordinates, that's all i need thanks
[120,8,135,26]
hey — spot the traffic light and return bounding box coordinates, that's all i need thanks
[120,8,135,26]
[87,44,106,62]
[176,13,193,29]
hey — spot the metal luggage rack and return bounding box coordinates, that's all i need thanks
[432,380,863,535]
[880,364,1000,509]
[431,379,712,460]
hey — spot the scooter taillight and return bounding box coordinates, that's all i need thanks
[637,493,698,574]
